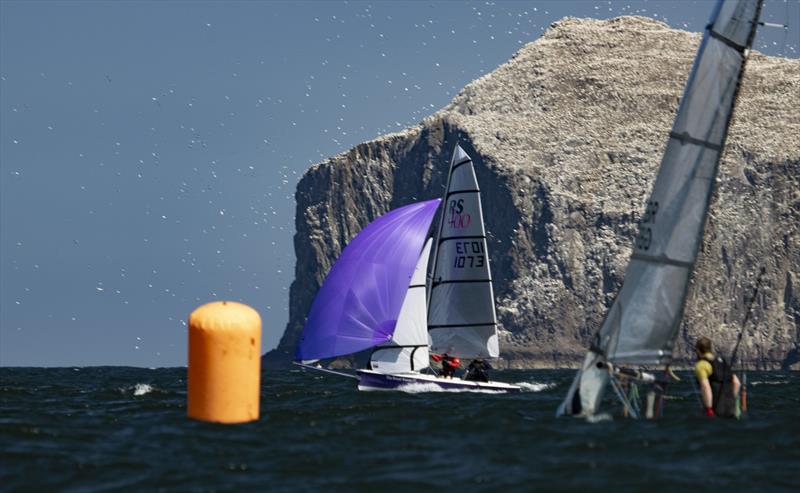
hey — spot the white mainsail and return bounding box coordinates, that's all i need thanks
[428,145,499,359]
[558,0,763,416]
[369,238,433,373]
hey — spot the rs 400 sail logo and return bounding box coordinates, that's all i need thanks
[447,198,472,229]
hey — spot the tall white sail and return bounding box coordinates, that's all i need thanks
[428,145,499,358]
[558,0,763,416]
[369,239,433,373]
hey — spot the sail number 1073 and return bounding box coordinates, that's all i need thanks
[453,241,485,268]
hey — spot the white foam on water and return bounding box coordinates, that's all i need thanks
[585,412,614,423]
[394,382,505,394]
[516,381,556,392]
[751,380,789,386]
[133,383,154,396]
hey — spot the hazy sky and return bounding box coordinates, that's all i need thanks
[1,1,797,367]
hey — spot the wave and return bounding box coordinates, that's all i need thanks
[394,383,506,394]
[750,380,789,386]
[516,381,556,392]
[134,383,154,396]
[585,413,614,423]
[119,383,155,396]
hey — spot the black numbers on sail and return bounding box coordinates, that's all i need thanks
[635,227,652,251]
[454,255,485,268]
[453,240,485,268]
[641,200,659,223]
[635,200,659,251]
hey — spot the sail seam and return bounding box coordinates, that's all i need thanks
[433,279,492,286]
[669,131,723,151]
[439,235,485,244]
[630,252,693,268]
[446,189,481,197]
[706,25,747,52]
[451,158,472,171]
[373,344,426,349]
[429,323,496,329]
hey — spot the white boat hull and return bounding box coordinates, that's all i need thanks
[356,369,521,393]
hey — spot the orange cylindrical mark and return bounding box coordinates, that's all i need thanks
[188,301,261,423]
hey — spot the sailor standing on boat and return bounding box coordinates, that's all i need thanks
[694,336,740,418]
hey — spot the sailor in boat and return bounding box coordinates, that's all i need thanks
[464,358,492,382]
[694,336,741,418]
[431,353,460,379]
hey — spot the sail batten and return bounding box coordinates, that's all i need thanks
[629,253,694,268]
[668,131,724,151]
[707,28,747,51]
[558,0,763,417]
[428,145,499,359]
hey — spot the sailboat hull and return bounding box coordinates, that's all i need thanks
[356,369,521,393]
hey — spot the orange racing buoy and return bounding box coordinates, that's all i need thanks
[188,301,261,423]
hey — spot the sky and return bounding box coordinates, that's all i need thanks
[1,1,797,367]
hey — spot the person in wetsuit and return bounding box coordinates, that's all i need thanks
[694,336,741,418]
[432,353,460,378]
[464,358,492,382]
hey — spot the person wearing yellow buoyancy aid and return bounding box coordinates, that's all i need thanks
[694,336,741,418]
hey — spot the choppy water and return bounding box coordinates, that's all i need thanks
[1,367,797,493]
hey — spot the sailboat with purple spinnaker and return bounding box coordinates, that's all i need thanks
[296,146,520,392]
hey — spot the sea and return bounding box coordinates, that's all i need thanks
[1,367,797,493]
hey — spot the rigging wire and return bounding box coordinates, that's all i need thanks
[728,261,768,365]
[609,373,639,419]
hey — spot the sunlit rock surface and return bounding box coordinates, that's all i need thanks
[265,16,800,369]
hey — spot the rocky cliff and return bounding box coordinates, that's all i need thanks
[265,16,800,370]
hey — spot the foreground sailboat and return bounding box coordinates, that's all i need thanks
[557,0,763,418]
[296,145,520,392]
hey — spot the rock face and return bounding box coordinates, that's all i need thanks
[265,16,800,370]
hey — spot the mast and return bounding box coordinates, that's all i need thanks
[426,144,458,315]
[558,0,764,417]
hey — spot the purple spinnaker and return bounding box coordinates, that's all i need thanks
[296,199,441,362]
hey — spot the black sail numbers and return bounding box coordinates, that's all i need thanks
[635,200,659,252]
